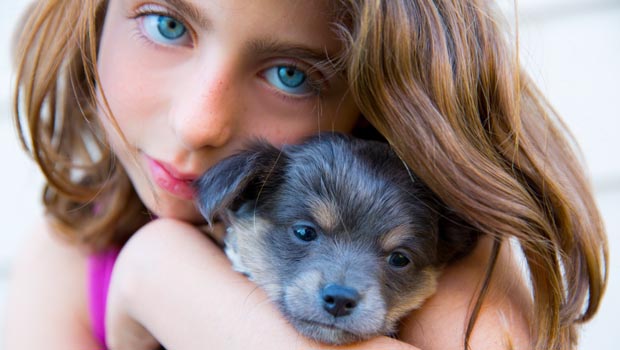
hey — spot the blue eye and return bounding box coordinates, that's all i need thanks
[277,67,305,87]
[143,14,189,45]
[263,66,314,95]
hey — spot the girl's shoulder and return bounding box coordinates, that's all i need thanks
[4,216,101,348]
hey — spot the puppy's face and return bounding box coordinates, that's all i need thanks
[196,134,477,345]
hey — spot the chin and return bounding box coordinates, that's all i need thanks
[143,194,205,224]
[289,318,366,345]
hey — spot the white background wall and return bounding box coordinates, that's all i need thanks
[0,0,618,348]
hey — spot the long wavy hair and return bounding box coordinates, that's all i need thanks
[13,0,146,250]
[335,1,607,349]
[13,0,607,349]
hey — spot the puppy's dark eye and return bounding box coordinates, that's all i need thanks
[388,252,410,268]
[292,224,318,242]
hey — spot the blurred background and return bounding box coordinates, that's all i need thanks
[0,0,618,348]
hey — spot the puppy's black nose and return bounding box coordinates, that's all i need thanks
[321,284,360,317]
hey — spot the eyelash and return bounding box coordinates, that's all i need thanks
[130,5,194,48]
[128,4,329,102]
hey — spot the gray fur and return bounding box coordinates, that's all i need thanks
[194,133,478,345]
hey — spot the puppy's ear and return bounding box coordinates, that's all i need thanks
[436,209,481,264]
[194,141,285,226]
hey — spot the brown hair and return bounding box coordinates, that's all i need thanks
[336,0,607,349]
[13,0,146,250]
[13,0,607,349]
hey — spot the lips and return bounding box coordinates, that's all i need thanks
[146,156,199,200]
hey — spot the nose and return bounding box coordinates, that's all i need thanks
[321,284,361,317]
[170,68,237,150]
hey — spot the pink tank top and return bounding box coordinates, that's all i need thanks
[87,248,120,349]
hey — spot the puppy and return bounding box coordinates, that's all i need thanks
[194,133,478,345]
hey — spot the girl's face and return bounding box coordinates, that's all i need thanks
[97,0,360,222]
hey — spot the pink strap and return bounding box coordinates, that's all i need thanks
[88,248,120,349]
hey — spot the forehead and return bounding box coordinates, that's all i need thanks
[272,173,436,257]
[275,148,433,235]
[216,0,342,51]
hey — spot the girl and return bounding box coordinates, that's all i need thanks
[6,0,607,349]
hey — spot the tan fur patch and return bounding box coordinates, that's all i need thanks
[385,267,440,328]
[230,215,272,242]
[380,225,413,252]
[227,216,283,298]
[310,198,340,232]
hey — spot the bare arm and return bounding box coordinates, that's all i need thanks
[4,218,101,349]
[399,236,533,350]
[106,219,418,350]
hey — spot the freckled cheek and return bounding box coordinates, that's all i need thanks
[98,57,161,127]
[97,24,177,135]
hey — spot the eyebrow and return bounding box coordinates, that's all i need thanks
[245,39,344,79]
[159,0,341,69]
[161,0,211,29]
[245,39,335,63]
